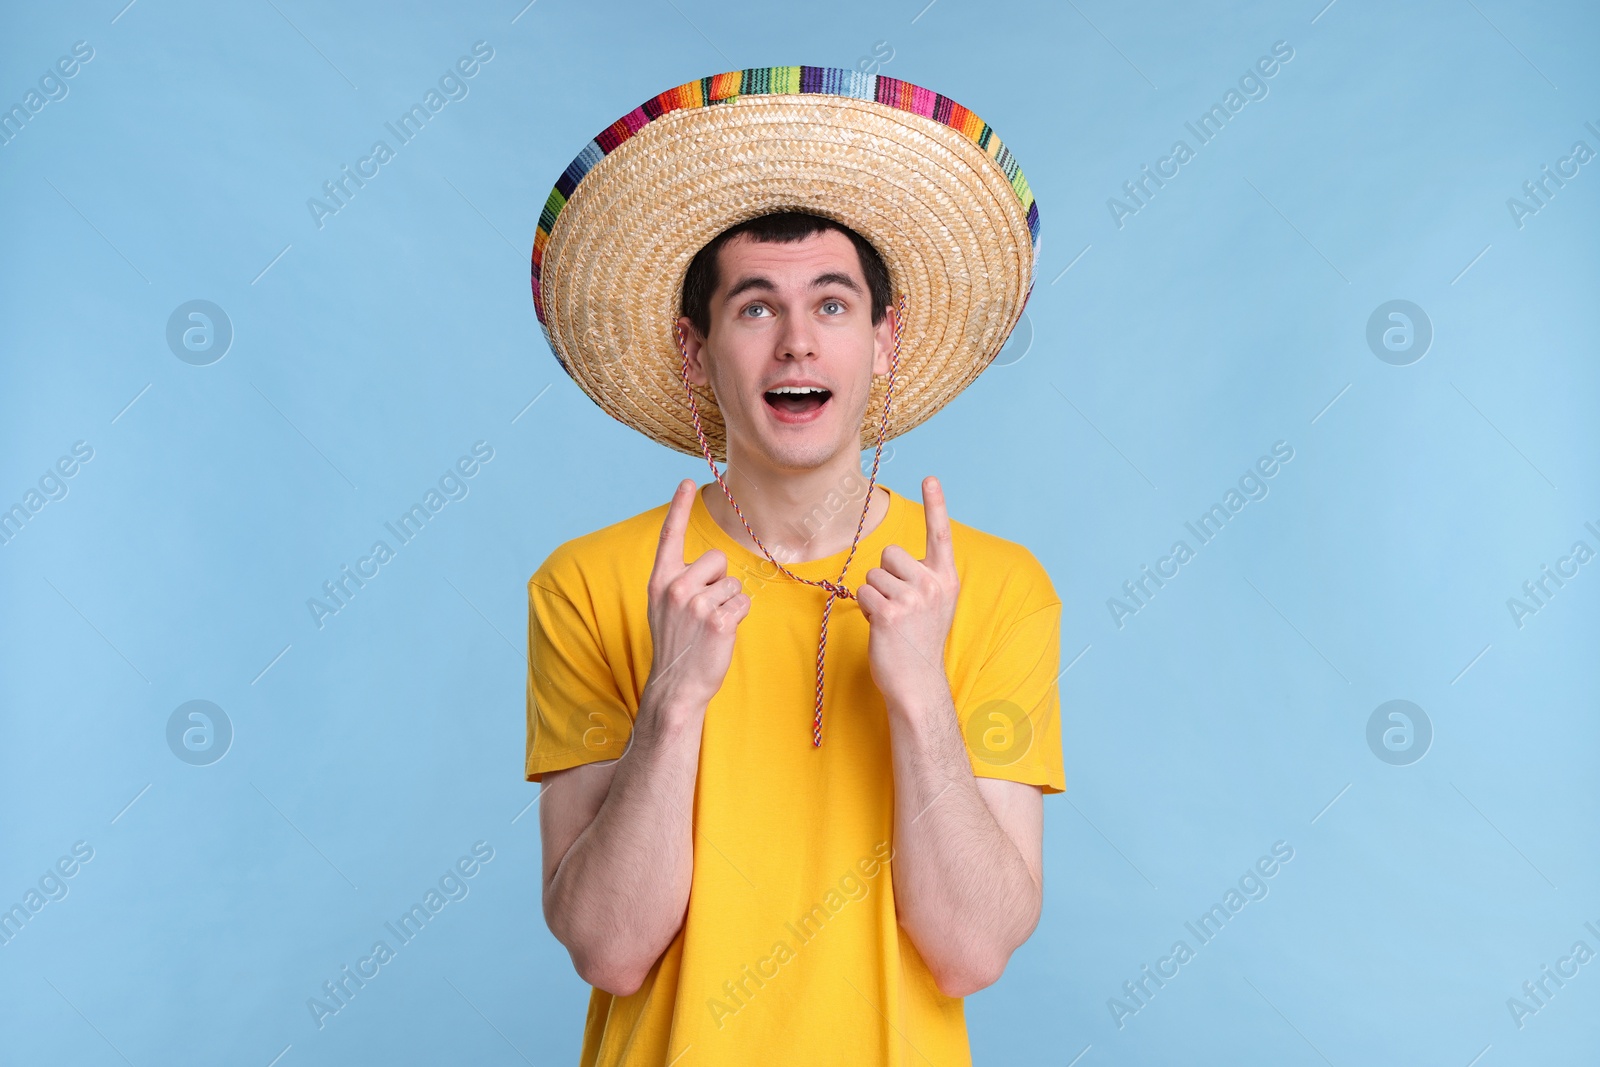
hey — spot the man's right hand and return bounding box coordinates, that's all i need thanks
[642,479,751,714]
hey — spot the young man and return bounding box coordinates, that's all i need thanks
[526,68,1061,1066]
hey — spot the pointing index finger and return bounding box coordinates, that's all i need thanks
[653,479,695,579]
[921,475,954,572]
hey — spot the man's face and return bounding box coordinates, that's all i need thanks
[679,229,896,472]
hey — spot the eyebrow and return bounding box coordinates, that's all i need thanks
[720,270,863,305]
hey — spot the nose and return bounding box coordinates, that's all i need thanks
[775,306,819,361]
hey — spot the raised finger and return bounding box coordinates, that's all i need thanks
[921,475,954,573]
[652,479,696,582]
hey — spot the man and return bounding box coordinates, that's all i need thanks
[526,67,1061,1066]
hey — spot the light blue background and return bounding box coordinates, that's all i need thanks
[2,1,1596,1064]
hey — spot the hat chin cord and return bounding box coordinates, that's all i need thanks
[672,292,908,747]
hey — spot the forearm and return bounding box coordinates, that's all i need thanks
[886,687,1042,997]
[544,691,703,993]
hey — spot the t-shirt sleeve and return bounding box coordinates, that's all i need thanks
[958,556,1066,794]
[525,572,635,783]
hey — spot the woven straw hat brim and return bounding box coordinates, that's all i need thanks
[532,68,1040,461]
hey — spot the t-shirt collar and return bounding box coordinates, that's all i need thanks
[687,480,910,588]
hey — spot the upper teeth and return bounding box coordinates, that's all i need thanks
[770,386,825,395]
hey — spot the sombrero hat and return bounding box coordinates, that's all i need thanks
[530,65,1041,462]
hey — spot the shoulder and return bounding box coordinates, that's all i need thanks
[528,500,668,604]
[956,520,1060,614]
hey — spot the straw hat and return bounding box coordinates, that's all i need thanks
[531,66,1040,461]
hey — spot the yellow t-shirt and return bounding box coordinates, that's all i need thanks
[526,482,1064,1067]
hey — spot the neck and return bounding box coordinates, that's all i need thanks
[702,441,890,565]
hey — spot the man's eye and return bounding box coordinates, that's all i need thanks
[742,304,769,317]
[822,300,844,314]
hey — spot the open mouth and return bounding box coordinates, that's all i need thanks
[763,385,832,420]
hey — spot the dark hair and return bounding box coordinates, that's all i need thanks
[679,211,892,340]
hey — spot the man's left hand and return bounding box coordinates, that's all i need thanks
[858,475,960,709]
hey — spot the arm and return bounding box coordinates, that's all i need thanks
[537,480,750,996]
[883,688,1043,997]
[858,476,1046,997]
[539,685,705,996]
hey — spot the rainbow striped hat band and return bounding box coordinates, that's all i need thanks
[530,65,1041,460]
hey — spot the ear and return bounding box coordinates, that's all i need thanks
[677,316,710,386]
[871,302,898,378]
